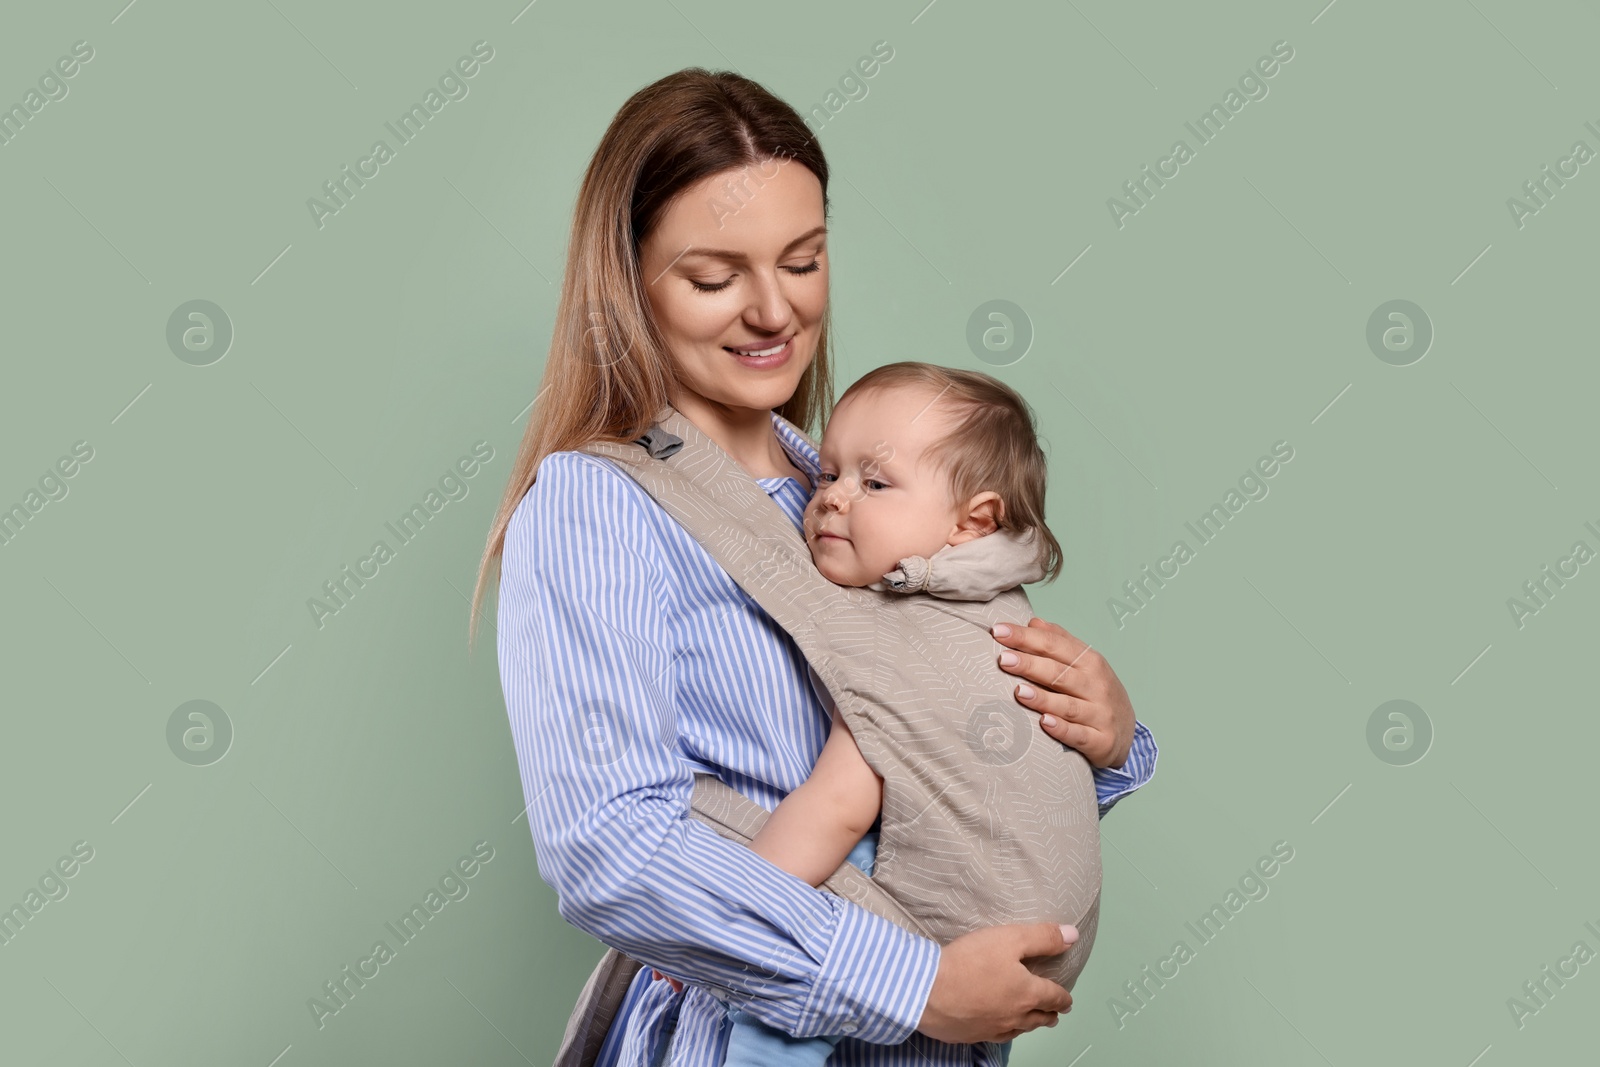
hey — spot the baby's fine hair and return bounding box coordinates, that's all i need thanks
[839,361,1063,583]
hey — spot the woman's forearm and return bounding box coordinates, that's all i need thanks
[535,775,926,1041]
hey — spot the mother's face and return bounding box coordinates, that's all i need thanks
[638,158,829,418]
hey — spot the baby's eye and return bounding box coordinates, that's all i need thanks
[864,479,888,491]
[816,472,837,483]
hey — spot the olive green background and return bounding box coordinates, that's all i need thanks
[3,0,1596,1063]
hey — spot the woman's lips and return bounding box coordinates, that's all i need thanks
[724,336,793,367]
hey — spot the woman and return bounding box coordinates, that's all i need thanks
[471,69,1158,1066]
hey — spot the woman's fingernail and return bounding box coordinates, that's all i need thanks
[999,651,1019,667]
[1017,684,1035,700]
[992,623,1011,638]
[1060,924,1079,943]
[1042,714,1058,728]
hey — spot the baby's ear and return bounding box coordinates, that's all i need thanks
[953,491,1004,541]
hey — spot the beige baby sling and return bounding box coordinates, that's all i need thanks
[552,404,1102,1066]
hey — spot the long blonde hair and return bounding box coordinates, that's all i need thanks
[469,68,836,646]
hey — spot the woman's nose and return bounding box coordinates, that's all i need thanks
[743,271,791,333]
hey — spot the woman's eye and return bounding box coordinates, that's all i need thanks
[692,262,818,292]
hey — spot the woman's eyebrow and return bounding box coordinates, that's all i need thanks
[681,225,828,264]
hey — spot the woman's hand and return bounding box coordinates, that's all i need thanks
[992,617,1135,769]
[917,923,1078,1043]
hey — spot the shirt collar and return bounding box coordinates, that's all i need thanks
[763,410,821,492]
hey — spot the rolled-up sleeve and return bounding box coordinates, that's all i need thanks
[497,452,941,1043]
[1093,720,1158,818]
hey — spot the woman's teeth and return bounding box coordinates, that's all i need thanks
[730,341,786,357]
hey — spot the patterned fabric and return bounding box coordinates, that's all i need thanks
[498,410,1159,1067]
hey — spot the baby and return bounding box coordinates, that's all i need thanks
[721,361,1069,1067]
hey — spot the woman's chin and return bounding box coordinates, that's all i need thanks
[727,355,811,402]
[696,381,802,415]
[753,373,810,409]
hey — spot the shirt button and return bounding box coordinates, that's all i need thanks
[840,1020,858,1034]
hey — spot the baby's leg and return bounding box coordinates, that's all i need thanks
[723,1008,843,1067]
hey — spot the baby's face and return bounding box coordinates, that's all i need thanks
[802,386,966,586]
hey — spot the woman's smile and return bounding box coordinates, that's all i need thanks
[725,335,794,368]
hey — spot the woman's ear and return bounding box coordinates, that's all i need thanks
[947,491,1005,545]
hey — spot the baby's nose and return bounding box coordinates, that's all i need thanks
[819,478,855,511]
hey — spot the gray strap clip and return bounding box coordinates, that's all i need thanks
[633,425,683,460]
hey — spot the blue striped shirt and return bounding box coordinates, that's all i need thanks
[497,410,1159,1067]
